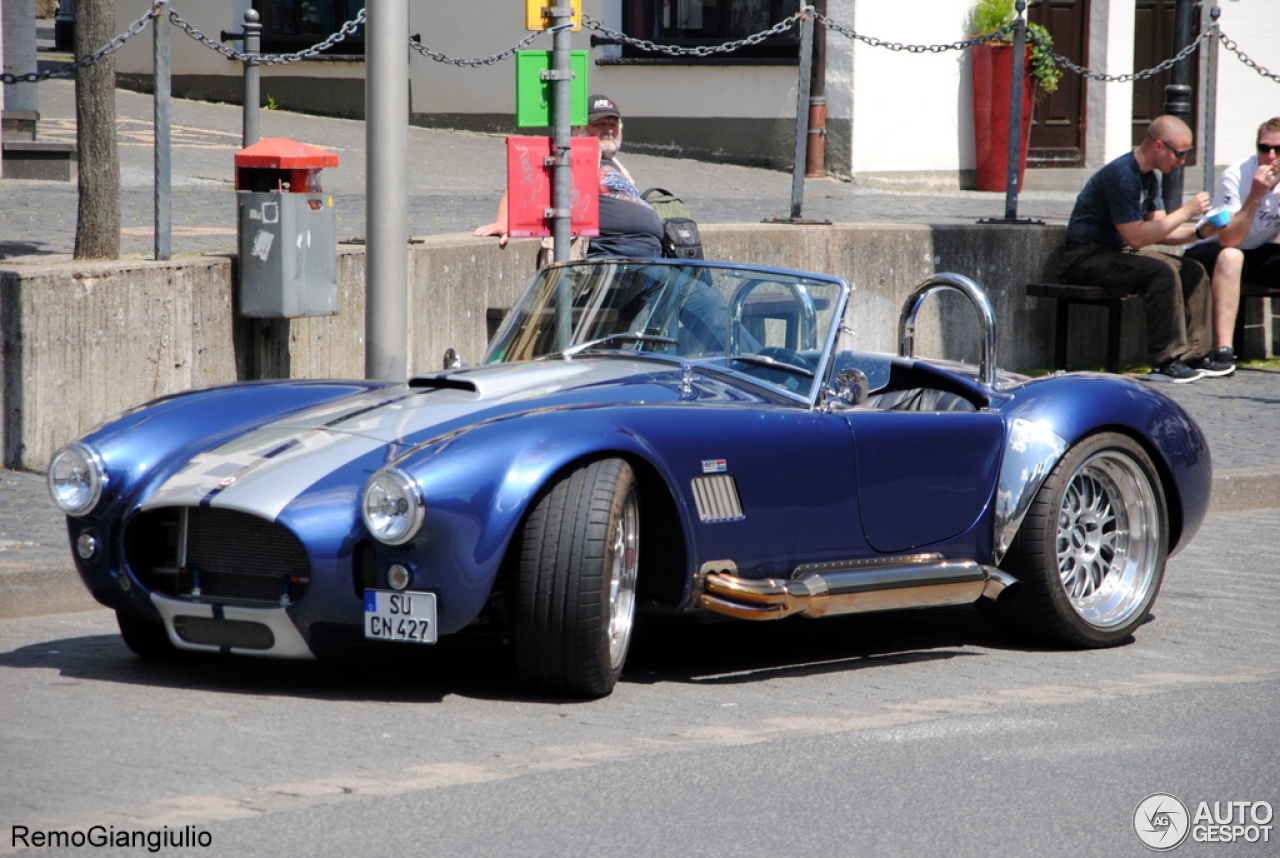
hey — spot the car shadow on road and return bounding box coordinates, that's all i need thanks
[0,604,1041,704]
[621,604,1022,688]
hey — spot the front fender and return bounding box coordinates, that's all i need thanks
[384,406,680,633]
[995,374,1212,555]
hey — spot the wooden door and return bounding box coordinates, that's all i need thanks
[1028,0,1088,168]
[1131,0,1199,164]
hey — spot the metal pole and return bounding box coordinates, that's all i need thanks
[1002,0,1027,220]
[788,10,814,219]
[242,9,262,147]
[805,0,826,178]
[1162,0,1195,211]
[153,0,171,260]
[550,9,572,262]
[364,0,409,380]
[1202,5,1220,196]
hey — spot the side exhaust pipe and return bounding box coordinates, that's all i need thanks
[698,555,1017,621]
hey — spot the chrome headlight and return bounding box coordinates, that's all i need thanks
[361,469,425,545]
[47,443,108,516]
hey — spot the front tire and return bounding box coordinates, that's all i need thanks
[982,433,1168,648]
[514,459,640,698]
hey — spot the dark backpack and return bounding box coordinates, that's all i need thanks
[641,188,704,259]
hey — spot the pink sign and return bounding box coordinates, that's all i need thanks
[506,136,600,237]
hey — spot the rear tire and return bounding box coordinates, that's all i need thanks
[514,459,640,698]
[117,610,180,659]
[982,433,1167,648]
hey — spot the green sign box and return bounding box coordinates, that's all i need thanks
[515,51,589,128]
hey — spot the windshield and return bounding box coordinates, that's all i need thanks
[486,260,849,398]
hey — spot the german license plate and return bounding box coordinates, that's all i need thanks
[363,590,437,644]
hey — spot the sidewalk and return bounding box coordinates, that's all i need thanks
[1,78,1079,261]
[4,366,1280,620]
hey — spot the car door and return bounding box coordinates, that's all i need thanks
[843,410,1005,554]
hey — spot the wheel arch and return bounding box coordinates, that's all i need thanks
[997,377,1210,559]
[496,449,691,615]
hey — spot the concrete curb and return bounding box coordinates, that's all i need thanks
[5,467,1278,621]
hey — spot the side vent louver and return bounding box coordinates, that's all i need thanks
[691,474,745,523]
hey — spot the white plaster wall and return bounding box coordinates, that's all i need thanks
[847,0,972,174]
[1210,0,1280,165]
[1098,0,1137,166]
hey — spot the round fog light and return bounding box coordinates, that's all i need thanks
[387,564,412,591]
[75,531,99,560]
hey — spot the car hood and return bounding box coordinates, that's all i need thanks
[137,357,731,517]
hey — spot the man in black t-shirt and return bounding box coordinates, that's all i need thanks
[1063,115,1226,382]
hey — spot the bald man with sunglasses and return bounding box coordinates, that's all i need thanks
[1063,115,1224,382]
[1182,116,1280,372]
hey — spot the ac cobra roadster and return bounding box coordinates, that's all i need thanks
[48,260,1212,697]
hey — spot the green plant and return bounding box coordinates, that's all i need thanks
[968,0,1061,95]
[264,93,279,110]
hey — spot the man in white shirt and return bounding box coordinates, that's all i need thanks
[1183,116,1280,369]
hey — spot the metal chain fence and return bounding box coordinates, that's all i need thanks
[409,30,544,67]
[0,0,161,84]
[581,11,806,57]
[5,4,1277,88]
[1025,26,1212,83]
[168,6,367,65]
[815,13,1017,54]
[1218,33,1280,84]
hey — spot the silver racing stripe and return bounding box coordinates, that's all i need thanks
[142,360,671,520]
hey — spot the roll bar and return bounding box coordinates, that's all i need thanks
[898,273,998,389]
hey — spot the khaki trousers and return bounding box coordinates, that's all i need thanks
[1063,244,1213,365]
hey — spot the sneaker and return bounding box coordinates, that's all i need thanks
[1148,359,1204,383]
[1190,347,1236,378]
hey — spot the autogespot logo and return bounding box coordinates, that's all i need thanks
[1135,793,1191,851]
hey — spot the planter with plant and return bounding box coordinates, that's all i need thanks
[968,0,1061,192]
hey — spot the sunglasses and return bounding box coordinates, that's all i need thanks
[1160,140,1192,160]
[1258,143,1280,156]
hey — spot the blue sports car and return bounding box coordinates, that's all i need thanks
[48,260,1211,698]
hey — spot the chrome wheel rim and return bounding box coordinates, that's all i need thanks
[606,486,639,670]
[1056,450,1162,629]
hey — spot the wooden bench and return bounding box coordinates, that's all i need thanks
[1237,281,1280,359]
[1029,280,1280,371]
[1026,283,1137,373]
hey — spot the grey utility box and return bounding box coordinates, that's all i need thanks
[235,138,340,318]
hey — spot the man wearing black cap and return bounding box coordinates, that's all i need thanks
[475,94,665,260]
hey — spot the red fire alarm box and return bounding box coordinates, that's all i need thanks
[505,136,600,238]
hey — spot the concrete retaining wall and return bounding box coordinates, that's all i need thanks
[3,222,1143,470]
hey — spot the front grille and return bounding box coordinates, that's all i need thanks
[173,616,275,650]
[127,507,311,604]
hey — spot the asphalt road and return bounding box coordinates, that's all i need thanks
[3,507,1277,857]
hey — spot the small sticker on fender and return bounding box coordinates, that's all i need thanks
[701,459,727,473]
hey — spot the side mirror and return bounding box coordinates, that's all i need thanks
[820,368,870,411]
[442,348,462,370]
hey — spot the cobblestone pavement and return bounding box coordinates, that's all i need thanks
[0,78,1077,261]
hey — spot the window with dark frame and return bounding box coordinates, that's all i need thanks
[253,0,366,55]
[618,0,800,61]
